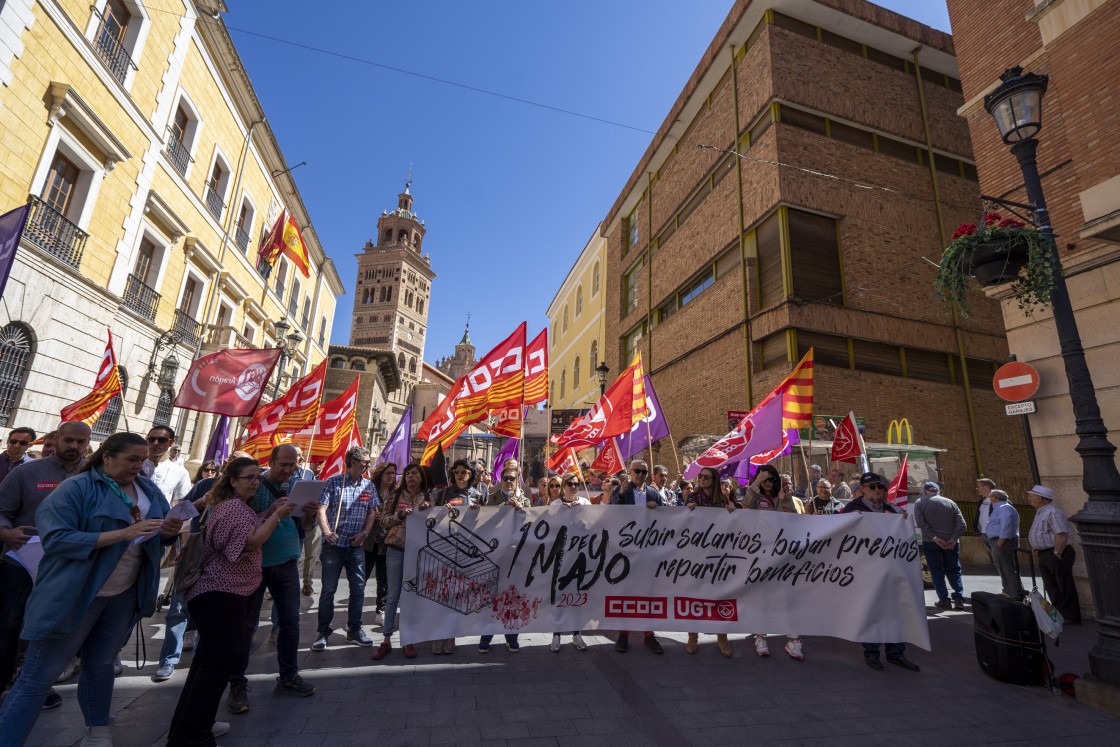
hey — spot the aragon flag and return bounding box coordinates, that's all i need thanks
[552,353,647,452]
[60,329,122,426]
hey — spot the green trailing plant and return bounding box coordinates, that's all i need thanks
[935,211,1056,316]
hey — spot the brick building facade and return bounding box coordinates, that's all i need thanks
[599,0,1030,499]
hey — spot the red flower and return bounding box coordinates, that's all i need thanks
[952,223,977,240]
[998,217,1025,229]
[984,212,1002,226]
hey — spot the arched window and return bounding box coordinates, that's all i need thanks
[590,339,598,371]
[397,352,405,369]
[593,261,601,296]
[352,360,366,371]
[92,367,127,439]
[576,286,583,316]
[152,388,173,429]
[573,356,581,388]
[0,323,34,427]
[331,358,345,368]
[560,369,567,399]
[562,305,569,333]
[384,229,392,243]
[409,357,417,374]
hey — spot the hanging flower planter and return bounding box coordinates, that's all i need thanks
[935,212,1056,316]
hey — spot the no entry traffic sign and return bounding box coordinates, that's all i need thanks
[993,361,1040,402]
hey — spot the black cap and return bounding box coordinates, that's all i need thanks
[859,472,887,488]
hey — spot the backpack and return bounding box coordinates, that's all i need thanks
[170,509,217,594]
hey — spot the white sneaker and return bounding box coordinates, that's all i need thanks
[113,659,124,676]
[572,633,588,651]
[80,726,114,746]
[374,611,384,626]
[182,630,197,651]
[56,656,80,683]
[550,634,561,652]
[754,636,770,657]
[152,664,174,682]
[784,639,804,661]
[311,636,327,652]
[211,722,230,737]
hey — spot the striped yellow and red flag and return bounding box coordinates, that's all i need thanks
[238,360,327,462]
[61,330,122,426]
[259,210,311,278]
[455,322,527,423]
[523,328,548,405]
[778,348,814,429]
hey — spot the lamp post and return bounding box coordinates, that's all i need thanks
[271,319,302,397]
[595,361,610,397]
[985,67,1120,685]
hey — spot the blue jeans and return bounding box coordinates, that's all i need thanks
[922,541,964,602]
[230,560,301,687]
[383,548,404,637]
[0,589,137,745]
[317,544,366,636]
[159,589,196,668]
[862,642,905,660]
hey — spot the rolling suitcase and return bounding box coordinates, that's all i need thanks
[972,549,1054,687]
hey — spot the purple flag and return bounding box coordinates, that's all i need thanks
[0,204,32,301]
[616,375,669,460]
[720,428,800,482]
[204,415,230,465]
[377,406,413,469]
[493,436,520,481]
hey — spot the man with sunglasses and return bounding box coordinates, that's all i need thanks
[0,428,36,483]
[609,460,665,654]
[841,472,920,673]
[142,426,192,507]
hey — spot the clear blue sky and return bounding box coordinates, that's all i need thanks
[227,1,951,361]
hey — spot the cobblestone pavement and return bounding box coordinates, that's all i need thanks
[26,568,1120,747]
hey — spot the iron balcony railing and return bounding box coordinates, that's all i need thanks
[235,226,250,253]
[165,137,191,177]
[123,273,160,322]
[23,196,87,269]
[92,10,137,85]
[172,309,201,348]
[204,185,223,221]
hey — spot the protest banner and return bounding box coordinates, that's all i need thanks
[399,505,929,648]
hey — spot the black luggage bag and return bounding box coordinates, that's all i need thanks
[972,590,1046,685]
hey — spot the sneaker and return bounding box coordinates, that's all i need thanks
[211,722,230,737]
[42,690,62,710]
[403,644,417,659]
[506,639,520,652]
[643,635,663,654]
[80,725,112,745]
[784,639,804,661]
[953,598,966,611]
[432,640,444,655]
[371,640,391,661]
[277,674,316,697]
[572,633,588,651]
[346,629,373,647]
[754,636,770,657]
[227,685,250,714]
[615,632,629,653]
[478,639,491,653]
[374,610,384,626]
[865,657,884,671]
[311,636,328,652]
[934,599,952,610]
[152,664,175,682]
[183,630,197,651]
[113,658,123,676]
[550,634,562,652]
[56,657,80,683]
[887,654,921,672]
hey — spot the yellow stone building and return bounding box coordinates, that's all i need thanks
[546,223,606,410]
[0,0,344,456]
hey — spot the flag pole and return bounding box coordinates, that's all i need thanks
[803,402,814,495]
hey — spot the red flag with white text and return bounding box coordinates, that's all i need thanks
[546,446,579,475]
[590,438,624,475]
[174,348,282,417]
[830,412,863,464]
[523,328,548,405]
[319,421,363,481]
[552,354,647,451]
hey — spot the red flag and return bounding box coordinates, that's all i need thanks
[61,330,122,425]
[523,328,548,405]
[456,322,527,422]
[553,354,647,451]
[240,360,327,461]
[830,412,863,464]
[304,376,360,460]
[887,455,909,508]
[491,405,523,438]
[780,349,814,429]
[546,446,578,475]
[174,348,282,417]
[417,375,469,465]
[258,210,310,277]
[590,438,623,475]
[319,421,363,481]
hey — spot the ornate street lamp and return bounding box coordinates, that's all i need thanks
[985,66,1120,685]
[157,352,179,391]
[271,319,301,396]
[595,361,610,396]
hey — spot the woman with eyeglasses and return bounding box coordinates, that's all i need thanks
[683,466,736,657]
[0,432,183,746]
[743,463,806,661]
[165,457,293,746]
[548,475,590,652]
[372,463,431,661]
[363,462,397,633]
[427,459,481,655]
[193,460,219,484]
[479,460,529,652]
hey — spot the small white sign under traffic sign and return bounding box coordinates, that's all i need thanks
[1006,401,1037,416]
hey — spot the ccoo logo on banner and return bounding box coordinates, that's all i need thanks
[399,506,930,649]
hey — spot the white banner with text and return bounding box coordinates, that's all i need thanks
[399,505,930,648]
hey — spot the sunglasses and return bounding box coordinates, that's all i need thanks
[867,484,887,491]
[699,475,712,481]
[202,468,218,474]
[147,436,170,444]
[453,469,471,476]
[761,477,775,483]
[632,469,648,475]
[564,481,579,487]
[502,476,516,483]
[8,439,29,446]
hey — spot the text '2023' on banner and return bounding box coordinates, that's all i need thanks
[398,506,930,648]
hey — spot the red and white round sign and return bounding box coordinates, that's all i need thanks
[993,361,1040,402]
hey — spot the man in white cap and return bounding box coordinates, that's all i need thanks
[1026,485,1081,624]
[914,481,967,611]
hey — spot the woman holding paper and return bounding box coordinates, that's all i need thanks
[684,467,736,657]
[372,463,431,661]
[743,463,805,661]
[0,432,182,746]
[166,456,294,747]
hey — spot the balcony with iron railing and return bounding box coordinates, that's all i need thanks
[92,11,136,85]
[204,185,223,221]
[23,196,88,269]
[202,325,255,353]
[123,273,160,322]
[235,226,250,254]
[165,137,191,177]
[172,308,201,348]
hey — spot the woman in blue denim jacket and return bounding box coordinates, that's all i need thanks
[0,432,182,746]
